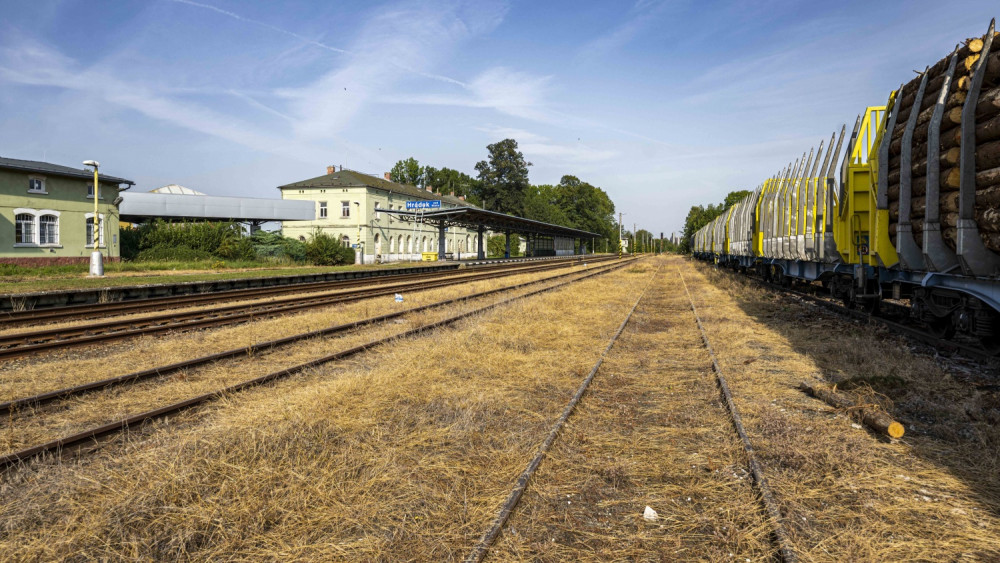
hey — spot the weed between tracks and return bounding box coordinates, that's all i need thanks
[688,260,1000,560]
[0,262,652,560]
[494,256,773,561]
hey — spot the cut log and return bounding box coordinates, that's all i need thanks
[941,189,961,213]
[977,165,1000,188]
[942,146,962,167]
[978,86,1000,119]
[983,232,1000,253]
[965,54,982,72]
[889,223,898,237]
[976,184,1000,208]
[977,206,1000,231]
[978,113,1000,144]
[888,182,899,200]
[943,167,961,189]
[968,37,984,54]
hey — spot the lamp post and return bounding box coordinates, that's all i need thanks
[83,160,103,276]
[354,201,362,265]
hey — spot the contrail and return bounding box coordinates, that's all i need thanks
[167,0,468,88]
[168,0,349,54]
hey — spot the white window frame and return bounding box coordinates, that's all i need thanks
[86,183,105,199]
[12,208,61,247]
[341,200,350,218]
[27,175,47,194]
[13,208,37,247]
[85,212,106,248]
[374,201,381,221]
[38,210,61,246]
[318,201,328,219]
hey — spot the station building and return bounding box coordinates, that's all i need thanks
[278,167,485,263]
[0,157,134,265]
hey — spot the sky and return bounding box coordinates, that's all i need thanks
[0,0,997,238]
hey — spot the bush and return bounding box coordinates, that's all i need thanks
[136,244,215,262]
[487,234,522,258]
[305,230,355,266]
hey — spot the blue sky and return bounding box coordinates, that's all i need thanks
[0,0,997,237]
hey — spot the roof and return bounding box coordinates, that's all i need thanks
[119,192,314,222]
[0,157,134,186]
[278,169,472,208]
[151,184,205,195]
[383,207,601,239]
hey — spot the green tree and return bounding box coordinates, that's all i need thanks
[678,189,753,253]
[390,157,424,187]
[424,166,482,205]
[523,184,570,225]
[554,175,617,246]
[474,139,532,215]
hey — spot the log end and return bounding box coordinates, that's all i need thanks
[887,421,905,439]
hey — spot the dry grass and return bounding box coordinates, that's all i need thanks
[492,256,773,561]
[0,265,595,401]
[0,261,653,560]
[0,266,612,453]
[687,259,1000,561]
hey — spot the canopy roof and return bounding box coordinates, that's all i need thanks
[383,207,600,239]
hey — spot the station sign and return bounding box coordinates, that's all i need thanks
[406,200,441,210]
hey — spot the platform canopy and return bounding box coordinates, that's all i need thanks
[119,191,314,223]
[383,207,600,239]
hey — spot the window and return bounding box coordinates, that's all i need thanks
[318,201,328,219]
[28,176,46,194]
[85,214,105,247]
[374,201,381,220]
[39,215,58,245]
[341,235,351,248]
[15,213,34,244]
[341,201,351,218]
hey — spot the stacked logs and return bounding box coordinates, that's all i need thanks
[886,30,1000,253]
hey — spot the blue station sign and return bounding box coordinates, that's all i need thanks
[405,200,441,210]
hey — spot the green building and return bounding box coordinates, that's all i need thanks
[0,157,134,265]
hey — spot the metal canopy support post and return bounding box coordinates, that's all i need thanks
[477,225,485,259]
[438,221,447,258]
[504,230,511,259]
[924,48,961,272]
[957,19,1000,277]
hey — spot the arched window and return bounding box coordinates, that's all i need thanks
[421,236,427,252]
[464,235,470,253]
[406,235,412,253]
[85,213,105,247]
[341,235,351,248]
[397,235,403,254]
[15,213,34,245]
[39,214,58,245]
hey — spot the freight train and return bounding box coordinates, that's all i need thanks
[693,20,1000,353]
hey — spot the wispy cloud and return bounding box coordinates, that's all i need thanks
[577,0,673,60]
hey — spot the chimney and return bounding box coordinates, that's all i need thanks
[459,195,465,201]
[426,185,434,193]
[327,165,336,175]
[449,191,455,197]
[384,172,391,181]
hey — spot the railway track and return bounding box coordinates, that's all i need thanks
[0,257,615,361]
[0,258,634,470]
[0,256,602,328]
[465,263,795,561]
[677,268,797,563]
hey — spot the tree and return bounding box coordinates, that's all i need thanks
[474,139,532,216]
[554,175,617,245]
[523,184,570,226]
[424,166,482,205]
[390,157,424,187]
[678,189,754,253]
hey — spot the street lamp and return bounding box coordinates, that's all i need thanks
[83,160,103,276]
[353,201,362,265]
